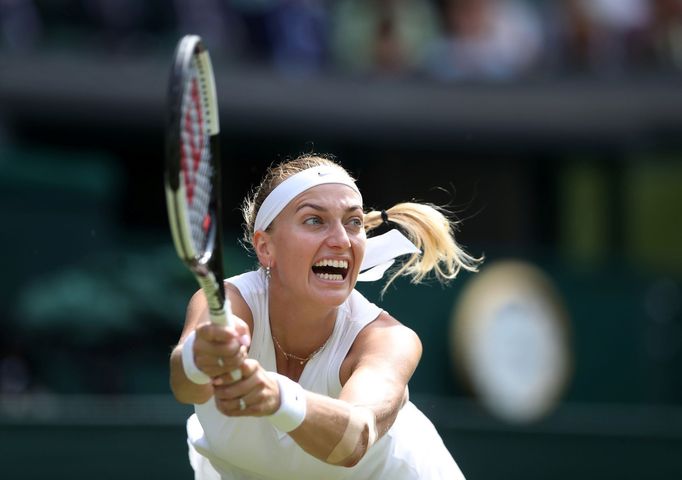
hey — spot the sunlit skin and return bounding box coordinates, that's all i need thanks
[253,183,367,357]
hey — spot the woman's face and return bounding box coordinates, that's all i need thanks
[266,183,366,308]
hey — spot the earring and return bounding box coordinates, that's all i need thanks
[264,264,271,280]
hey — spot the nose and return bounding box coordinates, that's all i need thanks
[327,220,351,249]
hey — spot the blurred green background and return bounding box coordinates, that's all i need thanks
[1,1,681,478]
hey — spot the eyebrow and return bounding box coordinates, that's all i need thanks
[295,202,363,214]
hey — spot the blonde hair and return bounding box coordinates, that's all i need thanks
[364,203,481,294]
[242,154,482,293]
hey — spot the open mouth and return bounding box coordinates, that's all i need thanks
[312,259,349,281]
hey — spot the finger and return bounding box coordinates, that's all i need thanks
[194,328,242,356]
[209,348,249,386]
[214,360,269,398]
[194,343,239,367]
[239,358,259,378]
[215,380,271,417]
[215,395,249,416]
[194,341,244,375]
[215,339,242,358]
[213,362,269,398]
[196,324,240,344]
[196,353,243,379]
[214,371,279,417]
[211,355,249,385]
[195,342,240,364]
[213,371,255,400]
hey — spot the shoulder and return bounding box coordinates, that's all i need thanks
[340,310,422,385]
[355,312,422,356]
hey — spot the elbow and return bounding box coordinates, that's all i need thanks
[170,382,198,405]
[339,459,361,469]
[330,447,366,469]
[170,378,191,404]
[322,407,380,468]
[328,418,376,468]
[170,375,213,405]
[338,450,365,468]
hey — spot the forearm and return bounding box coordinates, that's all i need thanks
[283,325,417,467]
[288,391,378,468]
[169,345,214,405]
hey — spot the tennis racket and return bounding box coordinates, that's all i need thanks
[164,34,241,380]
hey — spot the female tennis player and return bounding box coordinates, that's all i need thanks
[169,154,480,479]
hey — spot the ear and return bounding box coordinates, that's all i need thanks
[253,230,274,268]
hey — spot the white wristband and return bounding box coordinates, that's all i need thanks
[266,372,307,433]
[181,330,211,385]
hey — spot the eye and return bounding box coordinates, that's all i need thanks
[304,216,322,225]
[346,217,363,229]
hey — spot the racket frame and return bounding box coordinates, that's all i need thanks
[164,35,235,331]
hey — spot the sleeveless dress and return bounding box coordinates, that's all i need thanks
[186,269,465,480]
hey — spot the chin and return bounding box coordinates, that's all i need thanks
[310,281,351,306]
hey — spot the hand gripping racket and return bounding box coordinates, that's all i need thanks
[164,35,241,380]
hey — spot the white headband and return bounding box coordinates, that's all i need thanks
[253,166,419,282]
[254,166,360,232]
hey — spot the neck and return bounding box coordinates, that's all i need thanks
[270,306,337,357]
[268,286,338,358]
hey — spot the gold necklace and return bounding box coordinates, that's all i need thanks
[272,334,329,365]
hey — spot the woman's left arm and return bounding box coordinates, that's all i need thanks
[289,311,422,466]
[211,311,421,467]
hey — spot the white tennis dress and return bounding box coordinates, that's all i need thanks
[186,269,465,480]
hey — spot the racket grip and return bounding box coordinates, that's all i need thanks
[208,306,233,326]
[208,299,242,381]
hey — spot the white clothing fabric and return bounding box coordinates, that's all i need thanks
[356,229,420,282]
[186,269,465,480]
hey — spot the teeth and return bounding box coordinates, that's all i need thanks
[316,273,343,281]
[314,259,348,269]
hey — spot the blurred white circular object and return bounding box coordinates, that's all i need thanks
[451,260,572,423]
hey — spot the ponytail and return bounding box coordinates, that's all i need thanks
[364,203,482,294]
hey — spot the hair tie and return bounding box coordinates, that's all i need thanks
[380,210,390,227]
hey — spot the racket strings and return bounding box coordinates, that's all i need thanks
[180,59,213,253]
[180,75,204,202]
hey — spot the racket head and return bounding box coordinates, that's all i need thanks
[164,35,224,282]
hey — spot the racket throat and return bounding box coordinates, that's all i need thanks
[196,272,227,313]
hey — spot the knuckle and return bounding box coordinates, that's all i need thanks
[226,340,240,355]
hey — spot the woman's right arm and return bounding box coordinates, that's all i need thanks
[169,286,252,405]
